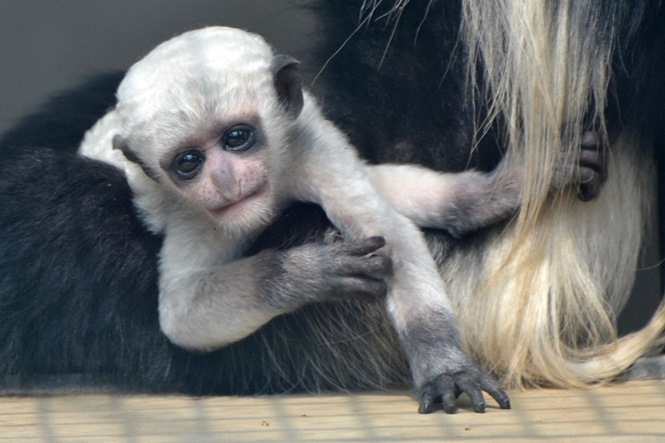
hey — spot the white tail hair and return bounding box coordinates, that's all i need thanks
[451,0,664,388]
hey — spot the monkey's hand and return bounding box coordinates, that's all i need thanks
[403,325,511,414]
[266,236,393,308]
[576,131,607,201]
[553,131,607,201]
[416,359,511,414]
[412,130,608,237]
[158,236,391,351]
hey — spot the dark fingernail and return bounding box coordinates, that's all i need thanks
[418,401,432,414]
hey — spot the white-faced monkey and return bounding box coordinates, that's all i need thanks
[79,27,607,413]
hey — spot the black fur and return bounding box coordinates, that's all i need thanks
[306,0,502,172]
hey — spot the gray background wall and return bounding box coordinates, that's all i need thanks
[0,0,317,135]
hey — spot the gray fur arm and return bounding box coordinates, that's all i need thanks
[158,236,391,351]
[368,135,607,237]
[290,103,511,413]
[366,162,521,237]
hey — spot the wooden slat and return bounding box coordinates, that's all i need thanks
[0,380,663,441]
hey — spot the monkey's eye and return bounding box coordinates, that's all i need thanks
[173,150,204,179]
[222,125,255,152]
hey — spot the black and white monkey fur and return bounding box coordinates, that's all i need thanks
[307,0,665,389]
[79,26,606,412]
[79,27,537,412]
[0,0,662,412]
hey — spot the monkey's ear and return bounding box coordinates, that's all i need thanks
[113,135,140,164]
[113,135,160,181]
[271,54,304,119]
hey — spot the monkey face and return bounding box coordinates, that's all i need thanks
[159,118,277,226]
[112,27,302,232]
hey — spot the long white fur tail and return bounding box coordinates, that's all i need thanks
[569,300,665,382]
[454,0,663,388]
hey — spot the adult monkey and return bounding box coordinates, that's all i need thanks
[308,0,665,388]
[0,0,659,411]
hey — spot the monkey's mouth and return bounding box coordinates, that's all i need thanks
[209,183,271,219]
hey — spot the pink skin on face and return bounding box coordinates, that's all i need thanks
[178,140,273,224]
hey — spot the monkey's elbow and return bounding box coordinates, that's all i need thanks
[158,303,259,351]
[158,306,224,351]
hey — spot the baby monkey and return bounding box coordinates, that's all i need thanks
[80,27,600,413]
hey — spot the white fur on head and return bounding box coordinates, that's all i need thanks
[115,27,278,168]
[106,27,298,237]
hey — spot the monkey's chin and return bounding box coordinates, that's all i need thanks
[208,186,273,226]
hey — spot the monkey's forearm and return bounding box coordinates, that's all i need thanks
[368,138,607,237]
[289,112,509,412]
[367,163,522,237]
[157,237,391,351]
[317,177,511,412]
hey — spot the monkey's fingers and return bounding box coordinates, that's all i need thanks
[551,131,607,201]
[343,236,386,256]
[417,369,510,414]
[577,131,607,201]
[354,254,393,278]
[480,374,511,410]
[337,275,389,300]
[418,374,456,414]
[323,243,392,300]
[334,254,392,298]
[454,372,488,413]
[577,154,606,202]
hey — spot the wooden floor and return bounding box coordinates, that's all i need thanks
[1,380,664,442]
